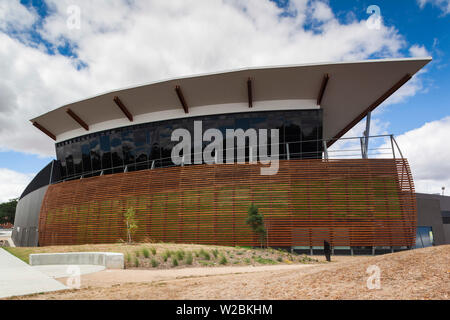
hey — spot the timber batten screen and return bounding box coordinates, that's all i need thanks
[38,159,416,247]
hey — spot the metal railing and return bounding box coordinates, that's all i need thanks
[55,134,404,183]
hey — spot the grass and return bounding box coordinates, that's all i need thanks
[212,249,219,258]
[2,247,32,264]
[254,256,276,265]
[150,247,157,255]
[172,258,178,267]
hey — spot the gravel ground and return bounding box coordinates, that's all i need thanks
[11,245,450,300]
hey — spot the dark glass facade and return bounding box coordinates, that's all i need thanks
[55,109,323,180]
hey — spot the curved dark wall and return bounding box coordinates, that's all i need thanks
[20,160,60,199]
[12,185,48,247]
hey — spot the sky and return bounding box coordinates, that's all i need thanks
[0,0,449,202]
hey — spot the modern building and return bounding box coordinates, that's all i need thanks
[14,57,447,253]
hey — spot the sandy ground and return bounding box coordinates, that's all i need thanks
[11,245,450,300]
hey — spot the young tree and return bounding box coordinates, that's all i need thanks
[246,203,266,248]
[124,207,138,243]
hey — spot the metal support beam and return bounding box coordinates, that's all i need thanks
[32,121,56,140]
[247,78,253,108]
[286,143,290,160]
[175,85,189,113]
[363,111,371,159]
[317,74,329,106]
[323,140,329,160]
[66,108,89,131]
[113,96,133,122]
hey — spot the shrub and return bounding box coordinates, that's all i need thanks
[212,249,219,258]
[185,252,193,265]
[142,248,150,258]
[244,258,251,264]
[219,255,227,265]
[172,258,179,267]
[151,258,159,268]
[125,252,131,263]
[150,247,157,255]
[134,257,139,267]
[135,250,140,257]
[162,251,169,262]
[175,250,185,260]
[199,249,210,260]
[277,256,283,262]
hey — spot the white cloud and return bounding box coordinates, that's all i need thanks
[389,116,450,194]
[0,0,426,160]
[409,44,430,57]
[417,0,450,14]
[0,168,34,202]
[328,118,390,158]
[0,0,37,33]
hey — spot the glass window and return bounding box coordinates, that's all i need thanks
[56,145,67,178]
[89,136,101,173]
[81,137,92,174]
[415,227,434,248]
[110,130,123,173]
[65,143,74,177]
[100,134,112,173]
[121,129,135,171]
[134,128,149,170]
[53,109,323,179]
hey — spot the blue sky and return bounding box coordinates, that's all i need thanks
[1,0,450,199]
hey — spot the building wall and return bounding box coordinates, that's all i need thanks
[38,159,416,247]
[12,185,48,247]
[416,193,450,245]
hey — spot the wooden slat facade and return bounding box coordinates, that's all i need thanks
[38,159,417,247]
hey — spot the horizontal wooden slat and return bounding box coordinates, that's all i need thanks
[38,159,417,247]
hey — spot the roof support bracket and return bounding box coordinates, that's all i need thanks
[113,96,133,122]
[175,85,189,113]
[247,78,253,108]
[32,121,56,140]
[66,108,89,131]
[317,74,329,106]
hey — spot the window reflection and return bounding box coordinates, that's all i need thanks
[55,109,323,179]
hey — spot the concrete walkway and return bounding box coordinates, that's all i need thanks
[32,265,105,279]
[0,248,67,298]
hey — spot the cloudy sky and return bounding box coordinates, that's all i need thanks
[0,0,449,202]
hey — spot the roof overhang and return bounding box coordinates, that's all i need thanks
[30,57,431,143]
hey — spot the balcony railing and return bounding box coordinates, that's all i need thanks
[54,134,405,183]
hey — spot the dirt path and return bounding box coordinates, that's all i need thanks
[12,245,450,300]
[57,263,319,288]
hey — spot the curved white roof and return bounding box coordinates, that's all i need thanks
[31,57,431,143]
